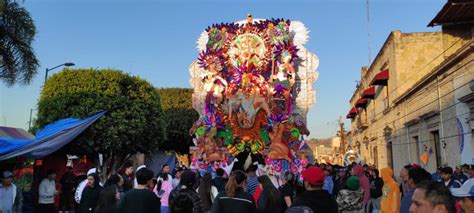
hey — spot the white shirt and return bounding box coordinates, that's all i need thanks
[39,178,56,204]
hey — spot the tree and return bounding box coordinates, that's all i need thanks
[157,88,198,154]
[34,69,166,173]
[0,0,39,86]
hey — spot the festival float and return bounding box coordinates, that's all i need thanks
[189,15,319,177]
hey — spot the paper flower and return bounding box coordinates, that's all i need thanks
[196,126,205,136]
[290,128,300,138]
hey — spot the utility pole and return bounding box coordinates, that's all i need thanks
[339,116,346,154]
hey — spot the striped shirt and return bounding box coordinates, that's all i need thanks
[247,175,259,195]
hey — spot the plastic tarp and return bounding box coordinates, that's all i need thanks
[0,127,34,140]
[145,151,176,176]
[0,111,106,160]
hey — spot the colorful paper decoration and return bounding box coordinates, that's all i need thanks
[189,16,318,175]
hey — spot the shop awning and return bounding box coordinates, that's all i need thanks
[362,86,376,99]
[370,69,389,86]
[355,98,368,108]
[346,107,358,119]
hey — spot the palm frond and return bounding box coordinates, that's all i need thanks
[0,0,39,86]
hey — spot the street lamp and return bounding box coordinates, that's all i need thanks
[44,62,75,84]
[31,62,75,131]
[383,125,393,140]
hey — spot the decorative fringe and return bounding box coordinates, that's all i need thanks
[196,31,209,51]
[289,21,309,49]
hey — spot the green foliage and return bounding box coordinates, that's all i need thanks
[14,172,32,191]
[34,69,166,161]
[0,0,39,86]
[157,88,198,153]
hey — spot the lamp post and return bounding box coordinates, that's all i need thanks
[44,62,75,84]
[28,108,36,131]
[31,62,75,131]
[383,125,393,140]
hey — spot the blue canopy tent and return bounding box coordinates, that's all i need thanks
[0,111,106,161]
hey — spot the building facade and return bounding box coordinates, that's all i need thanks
[307,137,344,165]
[347,1,473,175]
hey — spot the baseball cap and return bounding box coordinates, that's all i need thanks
[86,168,97,176]
[301,166,325,186]
[450,178,474,197]
[441,167,453,174]
[3,171,13,178]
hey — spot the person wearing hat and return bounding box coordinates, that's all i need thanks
[454,165,469,185]
[333,168,348,196]
[0,171,22,213]
[450,178,474,213]
[336,176,364,213]
[291,166,338,213]
[441,166,462,189]
[75,167,97,204]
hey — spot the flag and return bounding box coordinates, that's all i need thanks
[420,151,429,165]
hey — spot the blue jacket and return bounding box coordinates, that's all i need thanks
[400,189,414,213]
[323,176,334,195]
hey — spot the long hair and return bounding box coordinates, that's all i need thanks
[258,175,281,213]
[198,172,212,198]
[198,172,213,208]
[225,170,246,197]
[95,186,118,213]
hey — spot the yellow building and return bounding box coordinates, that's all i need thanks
[347,0,473,175]
[307,137,344,165]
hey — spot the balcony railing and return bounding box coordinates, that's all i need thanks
[357,118,369,130]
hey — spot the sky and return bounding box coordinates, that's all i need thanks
[0,0,445,139]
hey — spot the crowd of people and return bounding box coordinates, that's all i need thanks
[0,161,473,213]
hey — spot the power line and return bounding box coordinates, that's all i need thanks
[353,71,472,128]
[351,30,471,103]
[354,111,471,147]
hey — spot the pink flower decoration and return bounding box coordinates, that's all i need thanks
[291,166,298,174]
[300,158,308,167]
